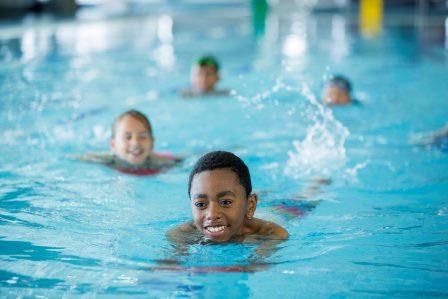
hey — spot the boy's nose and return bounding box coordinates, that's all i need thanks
[206,203,221,221]
[130,135,140,145]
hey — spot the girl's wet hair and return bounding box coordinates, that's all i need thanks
[111,109,153,138]
[188,151,252,198]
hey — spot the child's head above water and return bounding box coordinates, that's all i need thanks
[322,74,353,105]
[190,55,220,93]
[110,110,154,165]
[188,151,257,243]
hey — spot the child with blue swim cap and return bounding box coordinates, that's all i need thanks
[322,74,354,105]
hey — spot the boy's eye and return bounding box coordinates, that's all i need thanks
[220,199,232,207]
[194,202,207,209]
[139,132,149,139]
[125,133,132,140]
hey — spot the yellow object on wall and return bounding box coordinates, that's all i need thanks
[360,0,383,38]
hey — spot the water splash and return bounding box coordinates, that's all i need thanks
[232,77,350,178]
[232,77,292,109]
[285,83,350,178]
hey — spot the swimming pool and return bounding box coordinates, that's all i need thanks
[1,3,448,297]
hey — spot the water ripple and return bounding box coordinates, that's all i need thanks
[351,261,448,274]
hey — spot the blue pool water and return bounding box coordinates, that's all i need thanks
[1,4,448,297]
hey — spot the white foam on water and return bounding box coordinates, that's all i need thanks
[232,77,350,178]
[285,82,350,178]
[346,161,369,178]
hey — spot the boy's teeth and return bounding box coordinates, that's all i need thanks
[207,226,226,233]
[129,149,142,154]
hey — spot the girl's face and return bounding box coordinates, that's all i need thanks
[110,115,154,165]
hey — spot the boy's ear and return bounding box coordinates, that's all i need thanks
[246,194,258,219]
[109,138,115,151]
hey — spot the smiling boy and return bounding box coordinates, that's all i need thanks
[168,151,288,244]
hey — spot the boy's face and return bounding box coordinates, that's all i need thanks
[191,65,219,93]
[322,85,351,105]
[110,115,154,165]
[190,168,257,243]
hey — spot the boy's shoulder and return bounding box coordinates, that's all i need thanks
[177,221,196,232]
[250,218,289,240]
[166,221,199,244]
[167,221,196,236]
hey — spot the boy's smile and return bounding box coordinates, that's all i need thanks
[190,168,257,243]
[110,115,154,165]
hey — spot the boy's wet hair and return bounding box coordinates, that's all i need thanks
[326,75,352,93]
[111,109,153,138]
[196,56,220,72]
[188,151,252,198]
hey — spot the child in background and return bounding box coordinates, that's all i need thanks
[181,56,230,98]
[167,151,288,244]
[78,109,180,175]
[322,75,355,105]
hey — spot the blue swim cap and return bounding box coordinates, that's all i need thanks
[326,75,352,93]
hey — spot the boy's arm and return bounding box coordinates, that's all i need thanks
[71,152,114,164]
[166,221,196,244]
[247,219,289,260]
[257,219,289,240]
[166,221,197,256]
[253,239,286,259]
